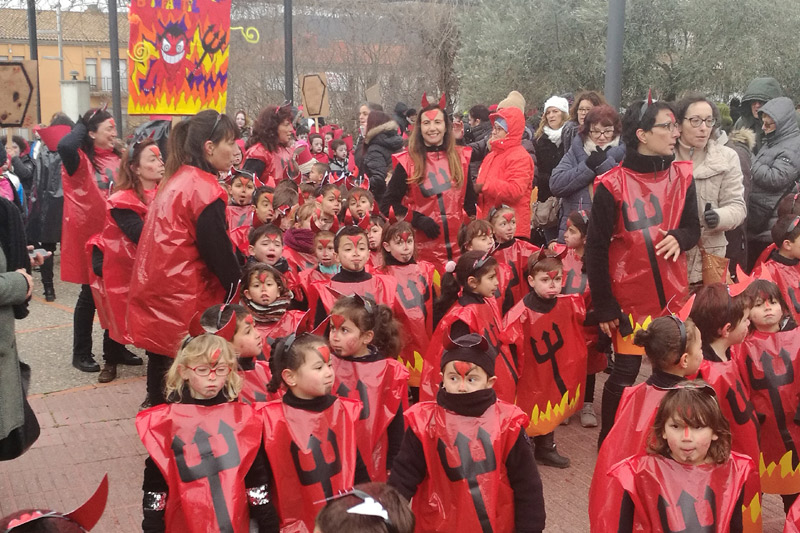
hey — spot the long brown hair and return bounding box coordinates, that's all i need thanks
[115,138,157,204]
[407,105,463,187]
[164,110,237,179]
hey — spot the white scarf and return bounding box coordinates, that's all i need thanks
[583,136,620,156]
[543,125,563,146]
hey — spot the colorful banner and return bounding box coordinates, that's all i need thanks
[127,0,231,115]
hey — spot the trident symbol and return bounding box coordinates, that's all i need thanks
[657,487,717,532]
[419,168,455,260]
[437,428,497,533]
[562,268,586,295]
[290,429,342,500]
[396,274,430,323]
[788,287,800,315]
[336,380,371,420]
[530,324,567,396]
[171,421,240,533]
[725,380,760,438]
[746,349,799,468]
[622,194,666,309]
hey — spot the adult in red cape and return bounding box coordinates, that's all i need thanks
[585,98,701,446]
[57,107,130,374]
[88,138,163,384]
[474,106,534,237]
[128,110,241,407]
[242,103,295,187]
[380,93,475,273]
[788,497,800,533]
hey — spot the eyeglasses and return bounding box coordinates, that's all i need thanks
[187,364,231,377]
[589,128,614,138]
[577,107,593,113]
[652,121,679,132]
[684,116,716,128]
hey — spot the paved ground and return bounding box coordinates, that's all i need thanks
[0,252,789,531]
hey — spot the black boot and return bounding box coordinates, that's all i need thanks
[103,331,143,366]
[533,432,570,469]
[72,353,100,372]
[40,253,55,301]
[43,282,55,302]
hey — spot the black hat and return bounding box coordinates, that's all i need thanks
[440,333,494,377]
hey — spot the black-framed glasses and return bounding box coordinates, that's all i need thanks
[589,128,615,138]
[652,121,679,132]
[187,364,231,377]
[684,116,716,128]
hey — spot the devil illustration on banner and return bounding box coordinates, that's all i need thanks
[128,0,231,114]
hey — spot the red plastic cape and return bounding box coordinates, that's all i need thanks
[128,165,229,356]
[392,147,471,268]
[226,205,252,230]
[296,267,333,304]
[60,150,118,284]
[229,224,250,255]
[734,330,800,494]
[242,143,277,187]
[495,239,540,313]
[420,297,518,404]
[491,260,514,313]
[405,399,528,533]
[608,452,753,532]
[377,261,436,387]
[85,234,112,336]
[259,397,362,532]
[332,355,409,481]
[283,247,318,275]
[239,360,282,405]
[786,496,800,533]
[561,248,606,374]
[503,294,587,435]
[306,273,397,327]
[253,310,309,361]
[136,402,263,533]
[597,161,692,349]
[368,251,384,271]
[755,259,800,325]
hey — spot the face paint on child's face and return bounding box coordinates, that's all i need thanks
[329,316,370,358]
[492,212,516,243]
[290,347,334,399]
[471,266,499,298]
[230,177,255,206]
[253,193,274,224]
[564,223,586,250]
[349,193,372,218]
[314,238,336,266]
[529,269,563,299]
[368,224,383,251]
[441,361,493,393]
[249,234,284,266]
[179,355,228,399]
[244,271,282,306]
[383,231,415,263]
[662,416,718,466]
[233,318,263,358]
[335,145,348,159]
[468,233,495,253]
[750,295,782,333]
[336,234,369,271]
[321,191,342,217]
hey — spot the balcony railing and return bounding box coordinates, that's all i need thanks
[86,76,127,94]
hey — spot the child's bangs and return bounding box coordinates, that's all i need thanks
[660,388,718,429]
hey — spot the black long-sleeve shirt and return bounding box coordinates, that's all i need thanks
[585,150,701,324]
[57,122,87,176]
[10,154,34,192]
[110,208,144,244]
[196,198,242,294]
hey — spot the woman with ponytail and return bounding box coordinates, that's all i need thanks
[128,110,241,407]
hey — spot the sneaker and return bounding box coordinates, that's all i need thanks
[72,353,100,373]
[560,416,571,426]
[98,364,117,383]
[535,447,571,469]
[580,403,598,428]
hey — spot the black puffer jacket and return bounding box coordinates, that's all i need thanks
[465,121,492,183]
[362,120,404,202]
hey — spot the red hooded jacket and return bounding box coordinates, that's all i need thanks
[475,107,534,237]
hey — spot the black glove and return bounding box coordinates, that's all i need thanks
[703,202,720,229]
[585,148,607,171]
[411,211,441,239]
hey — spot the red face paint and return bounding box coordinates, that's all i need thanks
[258,271,268,284]
[347,235,363,247]
[424,109,441,121]
[108,118,116,128]
[684,426,690,439]
[454,361,473,378]
[333,190,341,200]
[353,193,362,201]
[547,270,559,280]
[317,345,331,364]
[265,194,273,204]
[400,231,411,242]
[667,112,676,123]
[318,238,331,248]
[316,195,323,204]
[148,145,161,158]
[503,212,514,223]
[245,315,254,324]
[209,348,221,365]
[240,177,251,185]
[331,314,346,329]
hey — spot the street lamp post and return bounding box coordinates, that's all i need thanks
[604,0,626,109]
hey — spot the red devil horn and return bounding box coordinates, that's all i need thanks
[297,191,304,206]
[216,311,237,342]
[646,88,653,105]
[358,212,371,230]
[421,92,430,108]
[330,216,340,232]
[388,206,398,224]
[345,209,354,225]
[676,294,695,322]
[438,93,447,110]
[188,312,206,337]
[310,315,331,336]
[372,200,380,216]
[729,265,753,297]
[65,474,109,531]
[756,265,775,284]
[310,212,321,233]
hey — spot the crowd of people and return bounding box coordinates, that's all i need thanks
[3,75,800,532]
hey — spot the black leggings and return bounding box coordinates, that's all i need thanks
[585,373,596,403]
[598,353,642,448]
[72,284,128,363]
[146,351,173,406]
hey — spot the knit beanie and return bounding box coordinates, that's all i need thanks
[440,333,495,377]
[543,96,569,115]
[497,90,526,112]
[493,116,509,133]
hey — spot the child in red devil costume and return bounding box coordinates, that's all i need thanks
[329,295,408,481]
[378,219,435,400]
[259,334,369,531]
[488,205,541,314]
[296,230,339,302]
[388,333,545,533]
[282,202,318,276]
[422,251,518,404]
[229,186,273,256]
[138,334,279,533]
[224,168,256,229]
[87,138,161,383]
[504,250,586,469]
[367,214,387,270]
[458,219,514,314]
[306,225,397,327]
[609,381,753,533]
[754,215,800,325]
[589,315,704,532]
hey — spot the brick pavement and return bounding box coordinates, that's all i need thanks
[0,370,790,532]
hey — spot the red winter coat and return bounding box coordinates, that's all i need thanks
[128,165,229,356]
[475,107,534,237]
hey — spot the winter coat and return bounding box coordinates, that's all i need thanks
[560,120,579,153]
[676,138,746,284]
[733,77,783,154]
[393,102,410,134]
[0,245,28,441]
[550,134,626,241]
[25,144,63,244]
[469,125,537,183]
[362,120,404,202]
[748,97,800,243]
[534,133,565,201]
[724,129,756,272]
[475,107,535,236]
[465,121,492,183]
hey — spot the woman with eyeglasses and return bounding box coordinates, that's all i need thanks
[585,99,701,447]
[560,90,606,153]
[242,103,296,187]
[551,104,625,242]
[128,110,242,407]
[674,96,746,287]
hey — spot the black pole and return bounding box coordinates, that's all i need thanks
[108,0,123,136]
[26,0,41,123]
[284,0,293,102]
[603,0,626,109]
